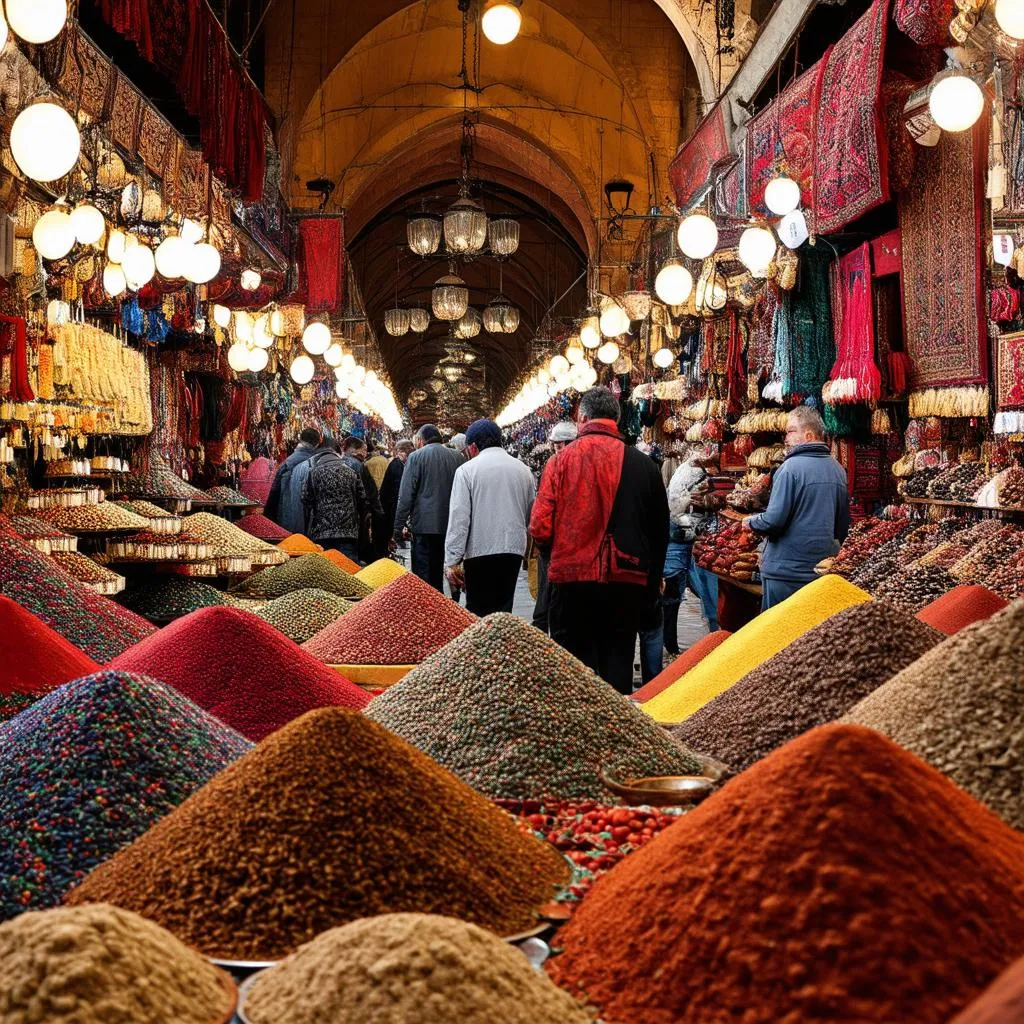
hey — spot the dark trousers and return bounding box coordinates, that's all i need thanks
[321,538,360,563]
[549,582,643,695]
[532,551,551,632]
[411,533,445,592]
[662,574,683,655]
[761,576,813,611]
[463,553,522,616]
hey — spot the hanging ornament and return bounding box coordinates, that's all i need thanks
[103,263,127,297]
[184,242,220,284]
[122,244,156,290]
[652,346,676,369]
[212,304,232,329]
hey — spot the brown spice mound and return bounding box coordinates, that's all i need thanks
[244,914,592,1024]
[65,709,569,960]
[949,956,1024,1023]
[0,903,233,1023]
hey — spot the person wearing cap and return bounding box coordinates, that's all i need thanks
[444,418,536,616]
[447,433,468,462]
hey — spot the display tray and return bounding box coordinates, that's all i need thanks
[329,663,416,688]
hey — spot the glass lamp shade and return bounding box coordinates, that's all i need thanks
[233,312,254,343]
[677,213,718,260]
[407,214,442,256]
[600,303,629,338]
[32,208,75,260]
[10,103,80,182]
[102,263,126,297]
[228,343,252,373]
[180,218,204,244]
[996,0,1024,38]
[184,242,220,284]
[738,226,777,277]
[622,290,652,321]
[482,2,522,44]
[121,244,156,289]
[597,341,620,365]
[6,0,66,43]
[655,259,694,305]
[565,338,585,364]
[385,308,411,337]
[289,354,315,385]
[247,347,269,372]
[302,321,332,355]
[409,308,430,333]
[483,295,519,333]
[549,354,570,376]
[433,274,470,320]
[324,343,344,367]
[212,304,232,329]
[488,217,520,256]
[69,204,104,246]
[252,315,275,349]
[929,73,985,133]
[443,198,488,254]
[155,236,189,279]
[652,346,676,369]
[455,307,482,339]
[240,268,262,291]
[579,315,601,349]
[764,176,801,216]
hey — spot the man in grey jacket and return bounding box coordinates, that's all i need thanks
[444,419,535,616]
[394,423,464,592]
[264,427,321,533]
[743,406,850,610]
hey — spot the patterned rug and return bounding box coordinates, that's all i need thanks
[900,125,987,389]
[813,0,890,234]
[996,331,1024,409]
[668,104,730,208]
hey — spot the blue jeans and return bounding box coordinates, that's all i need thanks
[639,616,665,686]
[689,563,719,632]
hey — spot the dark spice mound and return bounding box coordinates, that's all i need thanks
[65,708,570,960]
[119,577,231,622]
[110,606,369,741]
[367,613,703,799]
[234,553,372,600]
[674,602,942,774]
[547,725,1024,1024]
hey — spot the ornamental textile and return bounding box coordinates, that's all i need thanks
[746,63,822,218]
[749,283,779,380]
[668,104,730,208]
[882,72,919,195]
[825,243,882,404]
[292,217,345,312]
[996,331,1024,409]
[812,0,890,234]
[899,124,988,389]
[788,246,836,398]
[894,0,956,45]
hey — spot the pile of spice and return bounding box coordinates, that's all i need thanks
[277,534,324,556]
[236,512,290,541]
[870,564,957,611]
[0,596,99,722]
[36,502,149,534]
[255,588,354,644]
[0,904,235,1024]
[631,630,731,703]
[844,600,1024,829]
[367,614,702,799]
[111,500,182,534]
[121,451,210,505]
[9,514,78,553]
[0,532,153,661]
[243,913,591,1024]
[949,956,1024,1023]
[240,456,276,505]
[66,708,570,960]
[916,584,1008,635]
[547,725,1024,1024]
[830,517,910,577]
[110,606,370,740]
[355,557,408,589]
[985,549,1024,600]
[304,572,475,664]
[323,548,363,573]
[204,484,256,505]
[0,669,250,918]
[675,602,942,774]
[640,575,871,725]
[181,512,288,567]
[119,577,232,622]
[236,553,372,600]
[50,552,126,596]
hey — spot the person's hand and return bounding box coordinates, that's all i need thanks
[388,538,397,553]
[446,564,465,589]
[402,527,410,540]
[660,577,667,595]
[742,516,755,531]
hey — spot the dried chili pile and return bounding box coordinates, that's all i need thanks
[235,553,372,599]
[0,670,250,919]
[631,630,731,703]
[916,584,1007,636]
[66,708,570,960]
[119,577,231,622]
[0,596,99,722]
[367,613,702,799]
[255,588,354,644]
[844,600,1024,829]
[0,532,154,662]
[110,606,369,741]
[547,725,1024,1024]
[675,602,942,774]
[303,572,476,665]
[235,512,290,542]
[950,956,1024,1023]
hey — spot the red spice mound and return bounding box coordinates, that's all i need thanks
[950,956,1024,1023]
[916,584,1008,636]
[235,513,290,542]
[547,724,1024,1024]
[630,630,731,703]
[303,573,476,665]
[109,606,370,740]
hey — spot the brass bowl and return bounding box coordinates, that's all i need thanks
[599,769,715,806]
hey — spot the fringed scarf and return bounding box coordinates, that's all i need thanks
[824,243,882,404]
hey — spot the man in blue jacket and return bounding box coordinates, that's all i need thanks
[264,427,322,533]
[743,406,850,610]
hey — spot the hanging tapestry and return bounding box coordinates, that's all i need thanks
[882,72,919,195]
[824,243,882,403]
[109,74,143,154]
[746,63,823,218]
[871,228,902,277]
[293,218,345,312]
[788,246,836,398]
[894,0,956,46]
[55,30,115,120]
[172,144,212,221]
[813,0,890,234]
[668,104,730,208]
[900,123,988,389]
[749,282,779,379]
[715,153,746,218]
[996,331,1024,409]
[139,104,174,178]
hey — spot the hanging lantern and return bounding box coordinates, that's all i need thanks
[324,343,344,367]
[565,336,585,364]
[154,236,189,279]
[247,347,269,372]
[385,308,411,337]
[69,204,104,246]
[778,210,809,249]
[996,0,1024,38]
[252,315,275,349]
[409,307,429,333]
[488,217,520,256]
[212,304,232,330]
[738,226,778,277]
[596,341,620,365]
[121,244,156,290]
[32,208,75,260]
[180,218,204,244]
[433,273,470,320]
[654,259,693,305]
[928,71,984,133]
[228,343,252,373]
[599,301,629,337]
[579,314,601,349]
[10,103,80,182]
[677,213,718,260]
[764,176,802,216]
[184,242,220,284]
[549,353,570,376]
[481,1,522,43]
[302,321,331,355]
[455,307,482,339]
[106,229,127,264]
[652,346,676,369]
[483,295,519,333]
[289,354,315,384]
[580,364,598,387]
[233,311,254,343]
[240,268,262,291]
[341,353,357,372]
[407,214,442,256]
[622,289,652,321]
[102,263,126,297]
[6,0,66,43]
[443,197,488,254]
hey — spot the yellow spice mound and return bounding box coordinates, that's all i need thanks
[277,534,323,555]
[641,575,870,725]
[356,558,408,590]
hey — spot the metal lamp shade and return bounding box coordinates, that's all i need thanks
[483,295,519,334]
[432,274,470,320]
[409,308,430,332]
[443,198,488,254]
[384,308,411,337]
[407,214,442,256]
[455,307,482,339]
[488,217,520,256]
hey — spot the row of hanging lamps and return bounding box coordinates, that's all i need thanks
[444,197,488,255]
[433,268,470,320]
[456,306,482,339]
[408,213,442,256]
[488,217,520,256]
[10,102,80,183]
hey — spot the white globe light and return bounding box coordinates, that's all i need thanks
[234,312,255,343]
[996,0,1024,39]
[764,176,802,216]
[302,321,331,355]
[652,346,676,369]
[180,218,204,244]
[69,204,104,246]
[32,208,74,260]
[929,74,984,133]
[581,364,598,387]
[597,340,620,365]
[324,343,344,367]
[335,380,350,399]
[240,268,262,291]
[538,368,551,385]
[677,213,718,260]
[102,263,127,297]
[566,341,584,365]
[6,0,67,43]
[10,103,80,182]
[289,354,315,385]
[106,229,127,264]
[227,342,252,373]
[738,226,778,277]
[184,242,221,284]
[121,244,156,289]
[654,259,694,305]
[212,304,232,329]
[341,353,357,373]
[600,303,629,338]
[547,379,560,397]
[252,315,275,349]
[778,210,809,249]
[247,347,269,372]
[580,316,601,349]
[550,354,570,376]
[154,236,189,279]
[481,2,521,44]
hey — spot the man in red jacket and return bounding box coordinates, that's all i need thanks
[529,387,669,694]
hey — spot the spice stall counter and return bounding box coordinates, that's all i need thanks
[903,496,1024,516]
[711,569,763,597]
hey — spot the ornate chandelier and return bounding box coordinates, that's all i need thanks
[432,269,469,321]
[483,294,519,334]
[407,213,442,256]
[455,307,482,339]
[488,217,520,257]
[444,197,488,255]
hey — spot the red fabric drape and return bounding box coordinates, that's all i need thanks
[292,218,345,312]
[0,317,34,401]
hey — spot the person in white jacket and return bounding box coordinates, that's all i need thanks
[444,418,536,616]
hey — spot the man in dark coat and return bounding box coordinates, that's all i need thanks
[264,427,322,533]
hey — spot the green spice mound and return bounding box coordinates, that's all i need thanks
[244,913,592,1024]
[254,588,354,644]
[234,553,372,600]
[65,708,569,961]
[120,578,231,622]
[366,613,703,800]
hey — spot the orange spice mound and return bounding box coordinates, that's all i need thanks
[916,584,1007,636]
[321,548,361,574]
[277,534,324,556]
[631,630,731,704]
